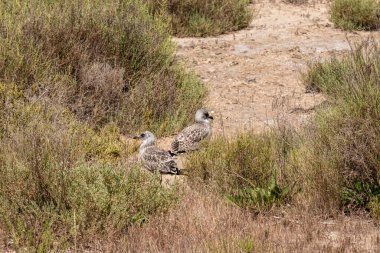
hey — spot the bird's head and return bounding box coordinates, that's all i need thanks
[133,131,155,143]
[195,109,214,123]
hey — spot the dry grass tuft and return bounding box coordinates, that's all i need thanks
[124,189,254,252]
[107,187,380,252]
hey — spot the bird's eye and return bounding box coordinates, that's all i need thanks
[141,133,145,138]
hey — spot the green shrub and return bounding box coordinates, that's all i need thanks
[299,39,380,211]
[0,84,177,250]
[227,176,289,211]
[0,165,176,251]
[330,0,380,31]
[185,128,295,211]
[0,0,205,135]
[146,0,253,37]
[0,83,128,162]
[304,40,380,97]
[342,182,380,210]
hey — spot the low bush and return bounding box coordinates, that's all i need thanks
[146,0,253,37]
[186,127,295,211]
[227,176,290,211]
[0,84,177,250]
[0,0,205,135]
[298,39,380,212]
[0,164,177,251]
[330,0,380,31]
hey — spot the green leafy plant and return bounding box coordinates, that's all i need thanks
[342,181,380,210]
[238,236,255,253]
[227,176,289,210]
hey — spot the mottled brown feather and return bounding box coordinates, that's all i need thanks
[171,123,211,153]
[141,146,179,174]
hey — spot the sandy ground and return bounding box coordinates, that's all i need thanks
[174,1,379,136]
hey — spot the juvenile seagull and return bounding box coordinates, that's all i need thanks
[171,109,213,155]
[133,131,181,175]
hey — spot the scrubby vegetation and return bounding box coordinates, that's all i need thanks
[301,39,380,213]
[186,129,294,211]
[0,83,177,251]
[0,0,199,250]
[187,40,380,217]
[1,0,380,251]
[330,0,380,31]
[0,0,205,135]
[146,0,253,37]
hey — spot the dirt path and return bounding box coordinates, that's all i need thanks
[174,1,377,135]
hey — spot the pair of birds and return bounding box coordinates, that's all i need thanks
[133,109,213,175]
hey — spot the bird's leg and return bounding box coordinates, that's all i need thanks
[154,170,162,185]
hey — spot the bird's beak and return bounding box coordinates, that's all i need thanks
[209,111,214,120]
[132,135,140,139]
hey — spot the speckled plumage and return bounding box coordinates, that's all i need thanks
[171,109,213,154]
[134,131,180,174]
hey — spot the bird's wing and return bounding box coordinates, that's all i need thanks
[142,147,178,174]
[171,124,209,152]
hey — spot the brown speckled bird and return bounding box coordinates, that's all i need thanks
[170,109,213,155]
[134,131,181,175]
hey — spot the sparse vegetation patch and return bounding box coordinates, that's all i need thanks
[330,0,380,31]
[301,39,380,213]
[187,40,380,216]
